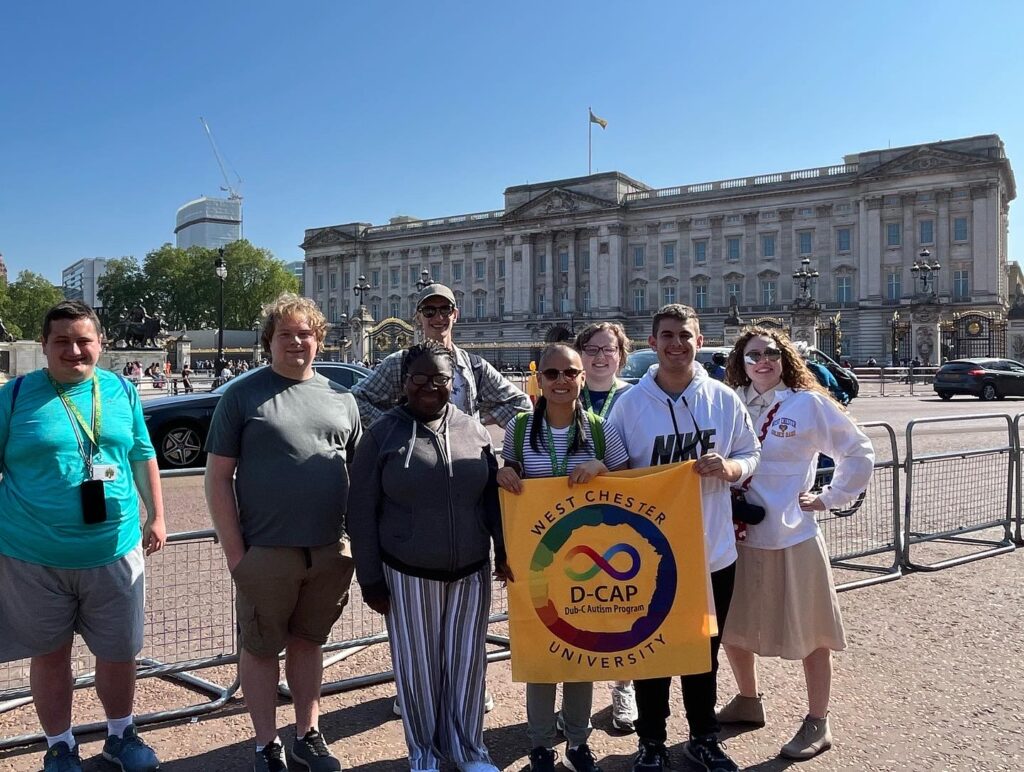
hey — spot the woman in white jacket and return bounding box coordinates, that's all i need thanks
[717,328,874,761]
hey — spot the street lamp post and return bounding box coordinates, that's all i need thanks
[911,248,941,294]
[353,274,371,307]
[415,268,432,291]
[214,250,228,373]
[792,256,820,300]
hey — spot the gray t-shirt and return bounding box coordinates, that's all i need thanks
[205,368,362,548]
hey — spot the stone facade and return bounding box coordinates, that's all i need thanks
[301,135,1015,362]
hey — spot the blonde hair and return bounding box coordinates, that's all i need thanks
[259,293,327,353]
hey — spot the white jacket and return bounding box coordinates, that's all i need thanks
[739,385,875,550]
[608,364,760,572]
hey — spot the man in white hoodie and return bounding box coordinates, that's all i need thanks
[607,304,760,772]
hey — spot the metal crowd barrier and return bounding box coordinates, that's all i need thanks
[903,414,1016,571]
[816,422,902,592]
[7,415,1024,750]
[0,529,240,751]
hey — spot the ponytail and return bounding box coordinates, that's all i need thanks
[528,395,547,454]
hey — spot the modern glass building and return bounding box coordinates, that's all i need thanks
[175,196,242,249]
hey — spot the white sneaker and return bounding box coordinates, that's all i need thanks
[611,683,637,733]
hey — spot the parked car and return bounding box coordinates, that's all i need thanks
[932,358,1024,401]
[143,362,372,468]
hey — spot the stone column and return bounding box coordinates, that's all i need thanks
[936,190,951,297]
[566,229,577,310]
[175,335,192,371]
[909,301,941,367]
[864,197,883,301]
[790,306,820,349]
[973,184,996,296]
[544,231,555,313]
[607,224,626,313]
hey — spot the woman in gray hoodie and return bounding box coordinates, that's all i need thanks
[347,340,505,772]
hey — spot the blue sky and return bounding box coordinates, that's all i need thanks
[2,0,1022,284]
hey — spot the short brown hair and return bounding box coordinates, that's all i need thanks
[42,300,102,342]
[574,322,631,373]
[651,304,700,337]
[259,293,327,353]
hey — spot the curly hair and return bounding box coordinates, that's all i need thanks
[259,293,328,353]
[724,327,828,396]
[400,339,455,379]
[573,321,631,373]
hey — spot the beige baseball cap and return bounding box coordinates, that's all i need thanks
[416,283,457,308]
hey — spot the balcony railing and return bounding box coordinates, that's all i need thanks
[624,163,860,203]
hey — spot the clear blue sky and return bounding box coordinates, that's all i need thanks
[2,0,1022,285]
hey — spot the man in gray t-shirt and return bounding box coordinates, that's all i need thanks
[205,294,360,772]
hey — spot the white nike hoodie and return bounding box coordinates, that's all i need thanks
[607,363,760,572]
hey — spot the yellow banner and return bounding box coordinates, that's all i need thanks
[500,462,713,683]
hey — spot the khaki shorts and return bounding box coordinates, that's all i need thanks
[232,540,355,657]
[0,546,145,663]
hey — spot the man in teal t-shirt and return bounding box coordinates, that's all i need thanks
[0,301,166,772]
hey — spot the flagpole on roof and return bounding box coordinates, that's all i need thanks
[588,106,592,175]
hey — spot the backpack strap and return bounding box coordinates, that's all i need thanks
[115,373,132,398]
[10,376,24,412]
[585,411,605,462]
[468,352,484,392]
[512,411,530,463]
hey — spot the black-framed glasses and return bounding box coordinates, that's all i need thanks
[581,345,618,357]
[540,367,583,381]
[744,349,782,365]
[418,305,455,318]
[406,373,452,387]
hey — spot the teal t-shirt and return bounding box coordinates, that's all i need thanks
[0,369,156,569]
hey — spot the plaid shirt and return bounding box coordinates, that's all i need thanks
[351,345,530,429]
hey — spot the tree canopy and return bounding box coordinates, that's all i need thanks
[98,240,300,333]
[0,271,66,340]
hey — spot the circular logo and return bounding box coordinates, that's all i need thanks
[530,504,677,653]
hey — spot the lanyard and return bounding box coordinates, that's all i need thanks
[582,382,618,419]
[47,371,101,473]
[738,400,781,492]
[544,421,576,477]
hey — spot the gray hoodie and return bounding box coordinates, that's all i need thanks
[347,403,504,598]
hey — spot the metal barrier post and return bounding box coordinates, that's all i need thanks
[1014,414,1024,546]
[903,414,1016,571]
[816,422,903,592]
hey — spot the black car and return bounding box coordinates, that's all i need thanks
[143,362,372,468]
[933,358,1024,401]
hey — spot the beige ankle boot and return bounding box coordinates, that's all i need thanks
[780,713,832,759]
[715,693,766,726]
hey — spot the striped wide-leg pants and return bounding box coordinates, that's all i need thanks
[383,564,493,771]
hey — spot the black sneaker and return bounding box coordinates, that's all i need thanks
[632,740,670,771]
[255,741,287,772]
[682,735,738,772]
[528,746,557,771]
[291,729,342,771]
[564,743,602,772]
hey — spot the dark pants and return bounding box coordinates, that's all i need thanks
[634,561,736,743]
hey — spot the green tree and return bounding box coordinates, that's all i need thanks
[98,241,298,336]
[4,271,64,340]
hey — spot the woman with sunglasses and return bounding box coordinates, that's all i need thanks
[497,343,629,772]
[347,340,504,772]
[718,328,873,760]
[572,322,638,734]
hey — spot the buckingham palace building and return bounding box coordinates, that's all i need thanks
[301,134,1015,364]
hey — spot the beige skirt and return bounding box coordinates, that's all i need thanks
[722,531,846,660]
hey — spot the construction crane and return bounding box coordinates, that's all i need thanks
[199,117,243,202]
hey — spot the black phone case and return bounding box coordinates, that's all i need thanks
[80,479,108,524]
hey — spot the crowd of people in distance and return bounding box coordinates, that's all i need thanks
[0,287,873,772]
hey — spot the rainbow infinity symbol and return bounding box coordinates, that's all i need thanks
[564,544,642,581]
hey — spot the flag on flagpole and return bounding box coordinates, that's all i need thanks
[589,109,608,129]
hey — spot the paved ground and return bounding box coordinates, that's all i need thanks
[2,393,1023,771]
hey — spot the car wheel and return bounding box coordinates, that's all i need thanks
[938,392,953,401]
[157,423,206,468]
[980,383,998,401]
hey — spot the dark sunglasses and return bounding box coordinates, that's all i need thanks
[418,305,455,318]
[744,349,783,365]
[541,367,583,381]
[407,373,452,387]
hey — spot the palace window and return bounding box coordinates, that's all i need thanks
[953,217,969,242]
[836,275,852,303]
[761,235,776,258]
[662,243,675,267]
[836,228,851,253]
[633,287,646,313]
